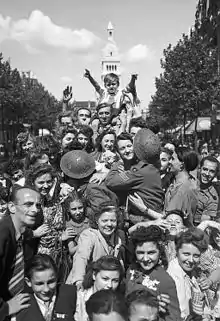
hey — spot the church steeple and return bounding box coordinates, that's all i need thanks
[107,21,114,42]
[101,22,121,81]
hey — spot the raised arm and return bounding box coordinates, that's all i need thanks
[62,86,73,112]
[84,69,103,95]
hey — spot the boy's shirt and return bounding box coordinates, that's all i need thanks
[93,80,136,110]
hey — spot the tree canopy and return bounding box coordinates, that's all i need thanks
[150,32,220,130]
[0,52,61,135]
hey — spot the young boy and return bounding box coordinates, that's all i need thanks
[17,254,77,321]
[84,69,139,111]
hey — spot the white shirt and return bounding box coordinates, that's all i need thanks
[34,294,56,319]
[167,258,192,319]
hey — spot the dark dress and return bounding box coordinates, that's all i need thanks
[125,263,181,321]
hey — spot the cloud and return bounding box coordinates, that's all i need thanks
[0,10,100,54]
[126,44,153,62]
[61,76,73,84]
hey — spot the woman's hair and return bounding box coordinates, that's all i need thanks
[95,130,117,152]
[66,125,94,153]
[0,187,8,203]
[25,254,58,280]
[56,126,77,142]
[83,255,124,289]
[175,147,199,172]
[126,289,158,316]
[5,158,24,177]
[57,110,73,124]
[130,225,168,269]
[129,117,146,132]
[165,209,192,228]
[89,201,119,229]
[207,227,220,250]
[63,191,86,219]
[86,289,127,321]
[77,124,94,138]
[24,150,48,170]
[116,132,133,148]
[25,163,55,187]
[175,228,209,253]
[16,132,35,145]
[160,147,173,159]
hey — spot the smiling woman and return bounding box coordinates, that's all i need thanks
[126,225,181,321]
[66,202,125,287]
[167,228,209,319]
[25,164,73,283]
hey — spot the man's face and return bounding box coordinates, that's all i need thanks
[130,126,141,139]
[98,107,111,126]
[200,160,217,185]
[12,189,41,228]
[77,109,91,125]
[61,116,73,127]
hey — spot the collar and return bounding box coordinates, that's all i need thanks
[169,258,189,279]
[131,160,149,170]
[10,214,24,241]
[34,293,56,309]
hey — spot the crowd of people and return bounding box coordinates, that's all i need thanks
[1,71,220,321]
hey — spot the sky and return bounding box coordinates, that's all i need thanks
[0,0,198,107]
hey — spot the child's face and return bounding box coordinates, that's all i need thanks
[27,268,57,302]
[105,81,119,95]
[129,303,159,321]
[69,200,84,222]
[12,169,23,182]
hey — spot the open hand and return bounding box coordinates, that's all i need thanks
[157,293,170,314]
[7,293,30,315]
[90,172,108,184]
[63,86,73,103]
[33,224,50,238]
[62,228,77,241]
[128,193,147,213]
[198,276,212,291]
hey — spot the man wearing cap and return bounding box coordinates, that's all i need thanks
[105,128,164,224]
[60,150,118,218]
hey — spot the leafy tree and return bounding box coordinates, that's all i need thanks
[150,32,219,131]
[0,52,62,145]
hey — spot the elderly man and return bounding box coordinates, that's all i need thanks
[0,186,41,321]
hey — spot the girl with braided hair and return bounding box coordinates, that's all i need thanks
[126,225,181,321]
